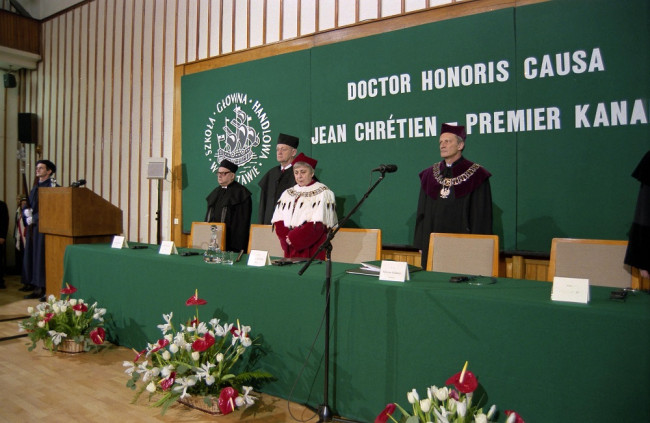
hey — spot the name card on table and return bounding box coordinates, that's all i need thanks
[111,236,129,249]
[248,250,271,266]
[551,277,590,304]
[379,260,410,282]
[158,241,178,255]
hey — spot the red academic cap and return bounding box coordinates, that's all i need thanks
[292,152,317,169]
[441,123,467,141]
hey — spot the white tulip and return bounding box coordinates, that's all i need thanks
[486,405,497,419]
[407,389,419,404]
[37,321,45,328]
[27,306,34,314]
[146,381,156,393]
[474,413,488,423]
[506,414,516,423]
[169,344,179,354]
[191,351,200,361]
[216,353,224,362]
[162,350,171,360]
[420,398,432,413]
[434,387,449,402]
[457,400,467,417]
[70,299,78,306]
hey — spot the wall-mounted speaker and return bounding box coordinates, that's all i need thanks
[146,157,167,179]
[18,113,38,144]
[4,73,17,88]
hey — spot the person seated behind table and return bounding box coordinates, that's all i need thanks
[271,153,337,260]
[205,159,252,252]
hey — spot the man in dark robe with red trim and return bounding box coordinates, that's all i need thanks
[257,133,299,224]
[414,123,493,269]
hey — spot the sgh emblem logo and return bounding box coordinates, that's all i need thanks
[203,92,273,185]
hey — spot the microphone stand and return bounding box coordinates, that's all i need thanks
[298,170,389,422]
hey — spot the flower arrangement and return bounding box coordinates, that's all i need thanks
[18,283,107,352]
[124,289,273,415]
[375,362,525,423]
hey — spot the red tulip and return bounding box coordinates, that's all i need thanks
[218,387,239,414]
[60,283,77,295]
[43,312,54,323]
[192,333,215,352]
[446,370,478,394]
[186,289,207,306]
[160,372,176,391]
[374,403,396,423]
[505,410,525,423]
[89,327,105,344]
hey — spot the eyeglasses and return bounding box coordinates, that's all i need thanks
[217,171,231,176]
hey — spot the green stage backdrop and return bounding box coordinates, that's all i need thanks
[181,0,649,252]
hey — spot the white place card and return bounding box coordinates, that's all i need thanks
[158,241,178,255]
[247,250,271,266]
[379,260,410,282]
[111,236,128,249]
[551,277,590,304]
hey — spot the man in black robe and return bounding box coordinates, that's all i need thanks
[205,159,252,252]
[414,124,493,269]
[257,133,299,224]
[624,151,650,279]
[23,159,57,300]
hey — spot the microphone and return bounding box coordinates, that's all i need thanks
[371,164,398,173]
[71,179,87,188]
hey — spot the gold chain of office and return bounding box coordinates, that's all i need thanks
[433,163,481,199]
[286,185,329,198]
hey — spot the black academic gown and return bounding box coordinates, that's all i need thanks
[414,157,493,268]
[257,166,296,224]
[624,151,650,272]
[205,181,252,252]
[23,178,56,289]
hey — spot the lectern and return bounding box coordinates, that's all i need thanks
[39,188,122,297]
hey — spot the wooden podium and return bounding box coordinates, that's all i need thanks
[40,188,123,297]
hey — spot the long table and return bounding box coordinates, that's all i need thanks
[62,244,650,422]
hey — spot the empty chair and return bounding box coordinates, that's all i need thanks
[189,222,226,251]
[548,238,633,288]
[426,233,499,276]
[247,224,284,257]
[330,228,382,264]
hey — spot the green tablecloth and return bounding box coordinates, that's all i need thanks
[62,244,650,422]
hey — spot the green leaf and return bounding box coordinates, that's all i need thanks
[405,416,420,423]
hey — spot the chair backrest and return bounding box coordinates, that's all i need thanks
[247,224,284,257]
[330,228,382,264]
[427,233,499,276]
[548,238,632,288]
[189,222,226,250]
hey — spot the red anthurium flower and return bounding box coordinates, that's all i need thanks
[505,410,525,423]
[72,303,88,313]
[159,372,176,391]
[189,317,199,328]
[186,289,207,306]
[133,348,147,363]
[151,338,170,353]
[90,327,105,345]
[43,313,54,323]
[374,403,396,423]
[192,333,215,352]
[446,370,478,394]
[218,387,239,414]
[60,283,77,295]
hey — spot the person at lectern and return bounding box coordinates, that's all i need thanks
[257,133,300,224]
[23,159,58,301]
[271,153,337,260]
[624,151,650,279]
[205,159,252,252]
[414,123,493,269]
